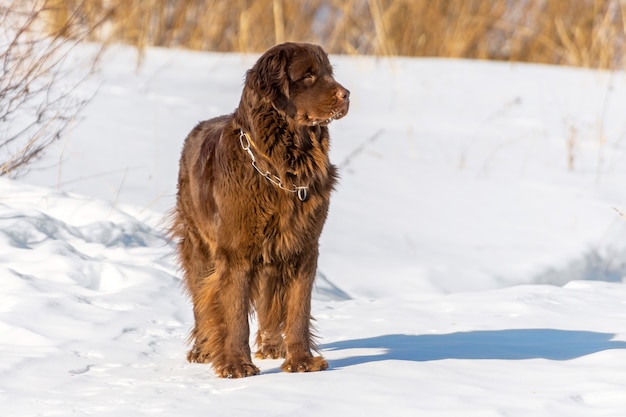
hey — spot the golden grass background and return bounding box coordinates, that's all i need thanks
[46,0,626,69]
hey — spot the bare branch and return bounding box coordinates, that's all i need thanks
[0,0,102,177]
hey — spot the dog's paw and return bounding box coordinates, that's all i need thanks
[281,355,328,373]
[255,343,286,359]
[216,362,260,378]
[187,347,211,363]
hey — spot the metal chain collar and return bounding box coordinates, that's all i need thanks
[239,129,308,201]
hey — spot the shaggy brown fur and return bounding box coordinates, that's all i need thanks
[169,43,349,378]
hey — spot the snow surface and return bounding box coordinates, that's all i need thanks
[2,45,626,416]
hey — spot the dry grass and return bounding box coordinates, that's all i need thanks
[41,0,626,69]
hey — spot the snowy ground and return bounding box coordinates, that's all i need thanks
[2,45,626,416]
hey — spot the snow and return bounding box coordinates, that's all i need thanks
[2,44,626,416]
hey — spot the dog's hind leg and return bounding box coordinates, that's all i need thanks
[254,263,287,359]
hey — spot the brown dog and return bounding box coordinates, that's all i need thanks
[170,43,349,378]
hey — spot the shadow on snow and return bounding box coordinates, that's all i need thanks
[322,330,626,368]
[533,248,626,286]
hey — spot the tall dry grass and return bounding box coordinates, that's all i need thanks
[45,0,626,69]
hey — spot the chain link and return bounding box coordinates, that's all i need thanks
[239,129,308,201]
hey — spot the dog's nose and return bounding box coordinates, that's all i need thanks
[336,87,350,101]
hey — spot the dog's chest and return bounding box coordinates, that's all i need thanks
[258,198,322,260]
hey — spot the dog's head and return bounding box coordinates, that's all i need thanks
[244,42,350,127]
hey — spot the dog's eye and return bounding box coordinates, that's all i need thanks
[302,72,315,82]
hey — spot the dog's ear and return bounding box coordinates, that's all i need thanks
[245,47,290,111]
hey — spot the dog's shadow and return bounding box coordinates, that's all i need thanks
[322,329,626,368]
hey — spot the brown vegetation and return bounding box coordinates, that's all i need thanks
[45,0,626,69]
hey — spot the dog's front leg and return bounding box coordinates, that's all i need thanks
[281,252,328,373]
[198,251,260,378]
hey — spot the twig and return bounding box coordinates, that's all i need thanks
[109,166,128,218]
[339,129,383,169]
[0,0,102,178]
